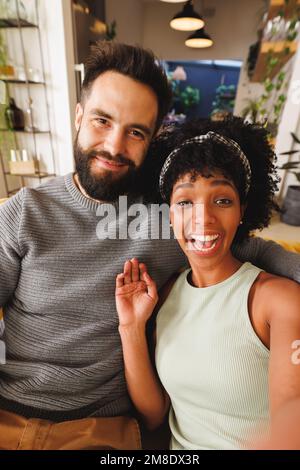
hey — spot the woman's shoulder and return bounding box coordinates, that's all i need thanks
[253,271,300,319]
[255,271,299,293]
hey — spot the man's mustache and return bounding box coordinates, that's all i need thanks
[88,150,135,168]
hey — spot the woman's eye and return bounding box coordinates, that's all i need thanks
[215,198,233,206]
[176,200,193,207]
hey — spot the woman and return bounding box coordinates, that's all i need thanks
[115,117,300,450]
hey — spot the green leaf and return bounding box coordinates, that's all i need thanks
[280,150,300,156]
[265,82,274,92]
[279,162,300,169]
[291,132,300,144]
[292,172,300,182]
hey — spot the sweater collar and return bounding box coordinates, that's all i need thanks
[64,173,141,212]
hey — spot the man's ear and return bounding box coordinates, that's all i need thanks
[75,103,83,131]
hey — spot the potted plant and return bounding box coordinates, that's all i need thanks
[0,31,14,78]
[211,84,236,120]
[278,132,300,226]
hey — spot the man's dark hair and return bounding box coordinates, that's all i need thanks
[144,116,280,243]
[81,41,172,133]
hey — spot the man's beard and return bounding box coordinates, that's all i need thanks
[74,138,142,202]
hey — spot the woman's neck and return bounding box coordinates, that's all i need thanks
[188,254,242,288]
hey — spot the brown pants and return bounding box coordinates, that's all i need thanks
[0,409,142,450]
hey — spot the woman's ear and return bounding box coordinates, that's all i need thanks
[240,204,247,221]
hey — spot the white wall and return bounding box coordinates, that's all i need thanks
[105,0,264,60]
[0,0,76,198]
[105,0,144,46]
[275,42,300,199]
[40,0,77,176]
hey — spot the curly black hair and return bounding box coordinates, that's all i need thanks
[141,116,280,242]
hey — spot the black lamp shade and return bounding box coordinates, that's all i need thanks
[185,28,213,48]
[170,1,205,31]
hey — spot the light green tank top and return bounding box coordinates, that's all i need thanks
[155,262,270,450]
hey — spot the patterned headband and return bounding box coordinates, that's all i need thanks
[159,131,252,200]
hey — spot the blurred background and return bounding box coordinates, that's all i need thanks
[0,0,300,237]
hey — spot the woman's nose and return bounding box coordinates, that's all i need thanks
[193,203,216,228]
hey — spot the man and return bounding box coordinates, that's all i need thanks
[0,41,299,450]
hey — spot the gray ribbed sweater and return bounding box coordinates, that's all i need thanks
[0,173,299,421]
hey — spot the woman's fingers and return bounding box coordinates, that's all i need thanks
[139,263,147,279]
[142,270,158,301]
[123,260,132,284]
[116,273,125,288]
[131,258,140,282]
[121,260,150,286]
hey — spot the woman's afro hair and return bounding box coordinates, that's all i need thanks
[141,116,280,242]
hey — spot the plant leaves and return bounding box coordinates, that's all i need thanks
[291,132,300,144]
[280,150,300,155]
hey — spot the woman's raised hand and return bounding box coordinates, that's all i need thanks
[116,258,158,328]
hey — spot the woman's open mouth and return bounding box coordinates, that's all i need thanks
[186,233,222,255]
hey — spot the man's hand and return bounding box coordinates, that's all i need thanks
[116,258,158,328]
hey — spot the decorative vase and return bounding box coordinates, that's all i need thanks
[280,185,300,226]
[5,97,25,130]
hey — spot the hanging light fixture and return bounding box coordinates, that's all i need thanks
[185,28,213,48]
[170,1,205,31]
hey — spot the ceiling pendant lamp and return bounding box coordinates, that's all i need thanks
[185,28,213,48]
[170,1,205,31]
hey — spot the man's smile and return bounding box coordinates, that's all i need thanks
[92,155,129,172]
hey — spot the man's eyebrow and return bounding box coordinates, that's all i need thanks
[89,108,113,119]
[88,108,152,136]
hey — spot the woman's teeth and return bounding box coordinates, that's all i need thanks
[187,234,220,252]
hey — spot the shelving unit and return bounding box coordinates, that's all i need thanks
[250,0,300,82]
[251,41,298,82]
[0,0,56,196]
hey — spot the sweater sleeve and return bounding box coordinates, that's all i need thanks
[232,236,300,282]
[0,189,24,308]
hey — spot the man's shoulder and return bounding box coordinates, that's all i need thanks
[17,174,67,205]
[0,174,71,224]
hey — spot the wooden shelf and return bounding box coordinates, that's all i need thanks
[0,129,50,133]
[268,0,300,20]
[250,40,298,82]
[0,78,44,84]
[0,18,37,28]
[4,172,55,178]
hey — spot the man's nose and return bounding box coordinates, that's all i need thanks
[103,128,126,157]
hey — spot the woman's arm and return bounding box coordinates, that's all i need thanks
[116,258,170,430]
[267,277,300,448]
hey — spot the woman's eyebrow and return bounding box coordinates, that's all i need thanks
[173,182,194,193]
[210,179,235,189]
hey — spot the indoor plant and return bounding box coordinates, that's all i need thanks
[278,132,300,226]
